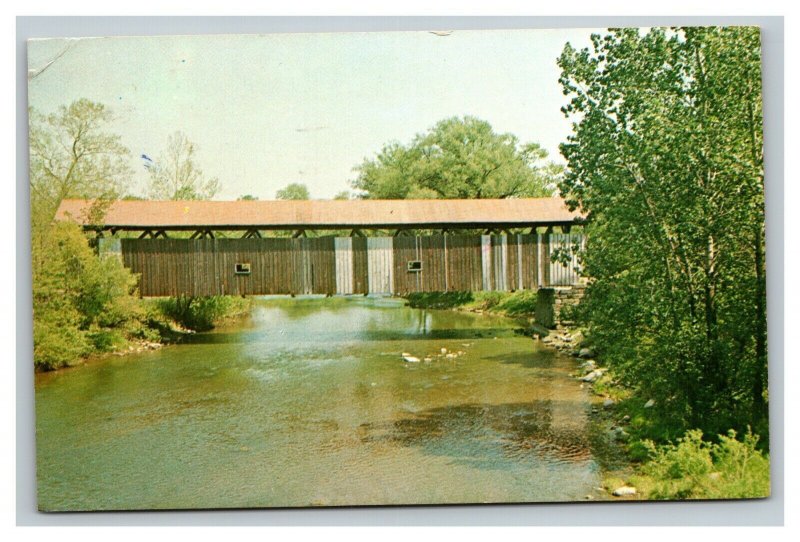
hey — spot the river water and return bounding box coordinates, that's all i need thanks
[35,296,601,511]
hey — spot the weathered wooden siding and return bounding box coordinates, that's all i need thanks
[119,233,583,297]
[547,232,583,287]
[491,234,509,292]
[334,237,354,295]
[392,236,419,295]
[480,235,492,291]
[367,237,394,294]
[352,237,369,295]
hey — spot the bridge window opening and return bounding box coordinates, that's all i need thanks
[407,260,423,272]
[234,263,251,275]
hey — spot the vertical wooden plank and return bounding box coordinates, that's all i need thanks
[367,236,394,294]
[515,234,524,291]
[196,238,203,296]
[335,237,353,294]
[392,236,407,295]
[265,238,273,295]
[261,237,266,295]
[500,234,508,292]
[352,236,368,294]
[519,234,532,290]
[506,234,518,291]
[541,232,551,287]
[481,235,492,291]
[144,239,153,296]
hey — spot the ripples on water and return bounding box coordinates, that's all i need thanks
[35,296,599,510]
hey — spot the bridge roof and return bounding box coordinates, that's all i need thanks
[55,197,583,231]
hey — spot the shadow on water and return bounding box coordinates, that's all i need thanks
[358,400,593,471]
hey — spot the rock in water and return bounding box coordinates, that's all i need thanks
[581,369,604,382]
[578,348,595,358]
[402,353,420,363]
[612,486,637,497]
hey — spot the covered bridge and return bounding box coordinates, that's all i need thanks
[55,198,585,297]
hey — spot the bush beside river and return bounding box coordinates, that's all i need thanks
[32,222,252,371]
[561,327,770,501]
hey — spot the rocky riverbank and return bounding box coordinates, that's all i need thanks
[535,326,643,500]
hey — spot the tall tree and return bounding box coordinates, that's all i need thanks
[352,116,561,199]
[28,99,141,370]
[29,99,132,228]
[146,131,220,200]
[276,183,310,200]
[558,27,765,434]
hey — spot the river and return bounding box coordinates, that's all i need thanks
[35,296,601,511]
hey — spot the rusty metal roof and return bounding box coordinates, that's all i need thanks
[55,198,583,230]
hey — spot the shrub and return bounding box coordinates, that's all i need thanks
[642,429,769,500]
[32,222,142,369]
[155,295,250,331]
[33,306,92,370]
[405,291,473,309]
[470,291,507,311]
[494,290,537,315]
[87,327,127,352]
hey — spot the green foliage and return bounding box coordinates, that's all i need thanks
[33,305,92,370]
[492,290,538,315]
[29,99,132,230]
[32,222,142,370]
[405,291,474,309]
[154,295,250,331]
[558,27,766,435]
[87,327,128,352]
[403,290,538,317]
[275,183,310,200]
[146,131,221,200]
[642,429,769,500]
[352,116,561,199]
[468,291,508,311]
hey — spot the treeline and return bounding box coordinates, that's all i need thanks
[557,28,767,443]
[29,100,246,370]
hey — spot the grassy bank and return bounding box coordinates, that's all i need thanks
[404,290,538,318]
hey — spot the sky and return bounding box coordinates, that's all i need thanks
[27,29,599,200]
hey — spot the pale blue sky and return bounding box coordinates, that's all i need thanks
[27,29,599,200]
